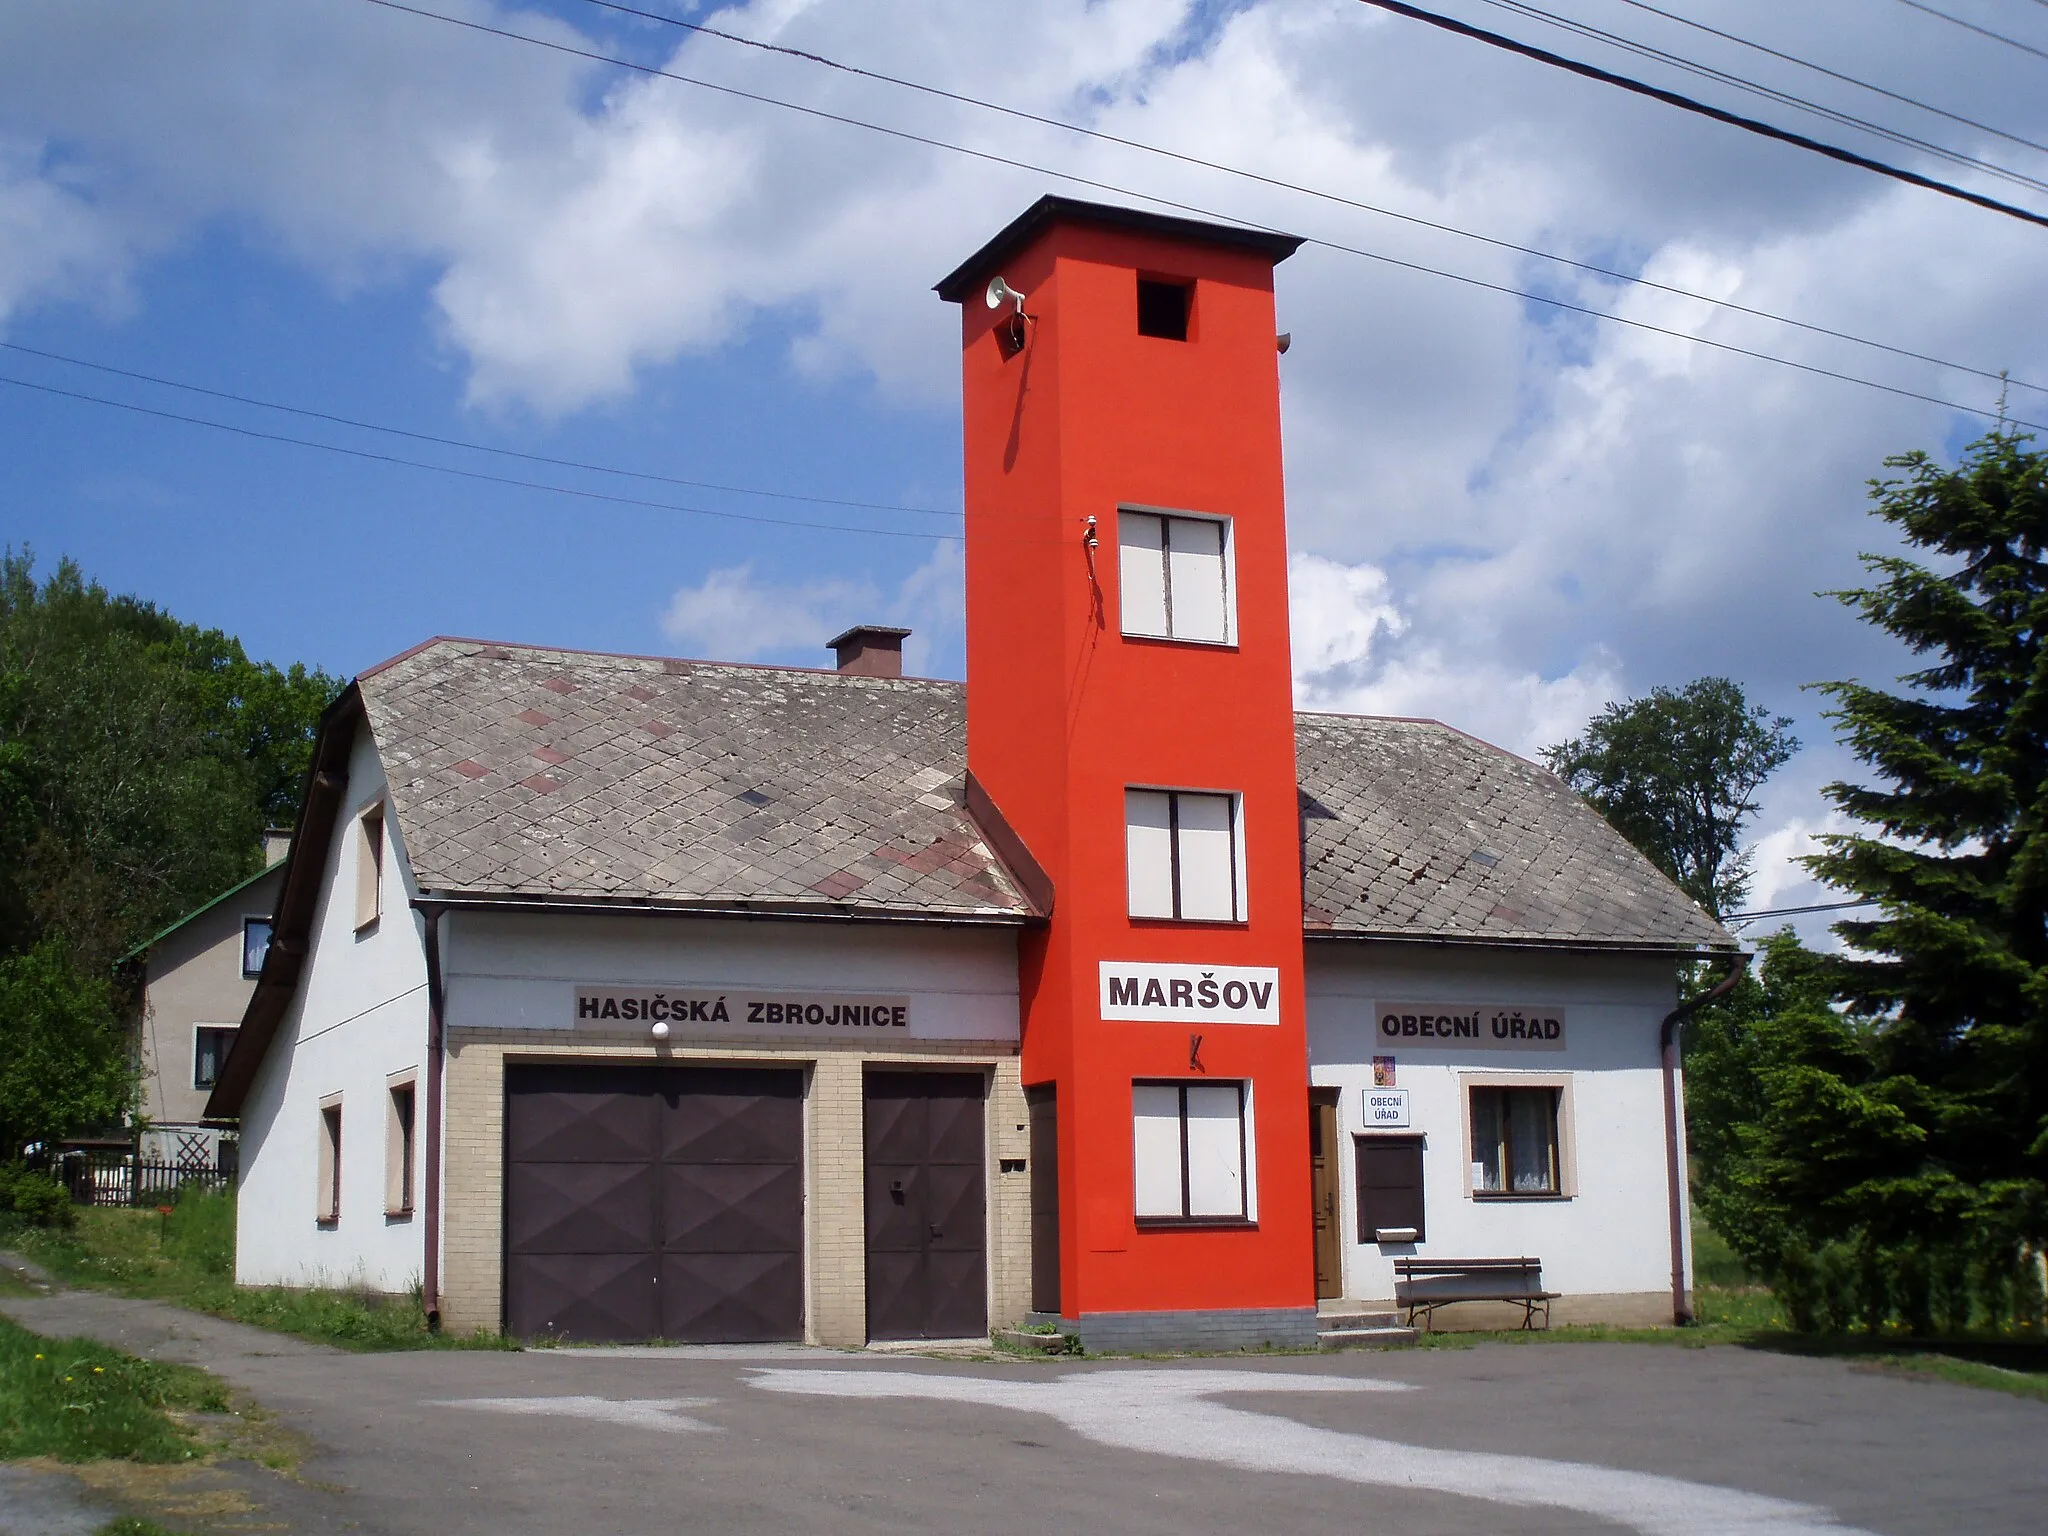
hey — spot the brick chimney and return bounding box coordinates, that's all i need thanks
[828,625,911,678]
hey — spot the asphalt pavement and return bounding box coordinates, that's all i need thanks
[2,1287,2042,1536]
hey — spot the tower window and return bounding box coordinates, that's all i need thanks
[1118,510,1232,644]
[1136,277,1191,340]
[1126,788,1246,922]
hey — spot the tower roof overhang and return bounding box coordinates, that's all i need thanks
[933,195,1304,303]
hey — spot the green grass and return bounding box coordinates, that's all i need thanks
[98,1522,194,1536]
[3,1193,513,1353]
[0,1314,227,1463]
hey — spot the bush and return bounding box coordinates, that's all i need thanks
[0,1162,76,1229]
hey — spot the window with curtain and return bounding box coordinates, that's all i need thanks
[1469,1085,1561,1196]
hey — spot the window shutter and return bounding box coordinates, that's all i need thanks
[1118,512,1169,637]
[1173,792,1238,921]
[1125,790,1177,918]
[1166,516,1228,643]
[1183,1084,1246,1217]
[1132,1085,1186,1217]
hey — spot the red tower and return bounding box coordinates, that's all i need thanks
[939,198,1314,1346]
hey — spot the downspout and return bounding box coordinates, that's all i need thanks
[417,901,446,1333]
[1660,950,1750,1326]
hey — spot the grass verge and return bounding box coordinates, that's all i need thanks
[0,1315,225,1463]
[2,1195,512,1353]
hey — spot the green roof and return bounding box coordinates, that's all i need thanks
[118,863,284,966]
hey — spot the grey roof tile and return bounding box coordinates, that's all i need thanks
[358,640,1729,948]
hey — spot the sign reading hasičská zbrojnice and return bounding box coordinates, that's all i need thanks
[1372,1002,1567,1051]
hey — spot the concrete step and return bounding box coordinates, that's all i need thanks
[1316,1306,1403,1328]
[1317,1323,1418,1350]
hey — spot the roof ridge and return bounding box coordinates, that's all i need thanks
[357,635,958,685]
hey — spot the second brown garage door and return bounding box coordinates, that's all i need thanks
[864,1071,986,1341]
[504,1064,803,1343]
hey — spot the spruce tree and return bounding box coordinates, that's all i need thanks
[1800,427,2048,1301]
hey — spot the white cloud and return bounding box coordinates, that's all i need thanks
[660,539,961,673]
[7,0,2046,860]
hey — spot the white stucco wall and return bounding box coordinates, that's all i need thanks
[443,912,1021,1042]
[1306,943,1684,1305]
[235,725,429,1293]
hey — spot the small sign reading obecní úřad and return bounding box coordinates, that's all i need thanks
[575,987,911,1033]
[1373,1002,1566,1050]
[1098,961,1281,1025]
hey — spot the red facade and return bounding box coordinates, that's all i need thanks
[945,200,1313,1324]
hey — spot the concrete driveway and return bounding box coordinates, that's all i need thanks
[3,1290,2042,1536]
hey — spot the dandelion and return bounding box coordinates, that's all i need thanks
[93,1366,103,1374]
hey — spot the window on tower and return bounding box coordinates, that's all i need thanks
[1125,788,1246,922]
[1118,510,1233,645]
[1136,276,1192,340]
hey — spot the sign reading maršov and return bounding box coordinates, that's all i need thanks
[1373,1001,1566,1051]
[1099,962,1280,1025]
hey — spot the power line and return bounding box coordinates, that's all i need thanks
[1723,897,1876,924]
[1606,0,2048,159]
[573,0,2048,398]
[0,372,961,543]
[1891,0,2048,64]
[0,341,958,519]
[1350,0,2048,228]
[1463,0,2048,197]
[353,0,2048,432]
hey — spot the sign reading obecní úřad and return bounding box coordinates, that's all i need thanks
[1099,961,1281,1025]
[1373,1002,1566,1050]
[575,987,912,1033]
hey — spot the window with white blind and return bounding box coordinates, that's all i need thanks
[1125,788,1245,922]
[1118,510,1232,644]
[1133,1081,1253,1223]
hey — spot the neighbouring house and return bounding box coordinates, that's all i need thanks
[121,829,289,1174]
[205,197,1734,1349]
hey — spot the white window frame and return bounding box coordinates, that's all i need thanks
[191,1024,237,1091]
[1125,787,1248,922]
[1117,507,1236,646]
[241,916,273,978]
[1132,1079,1257,1225]
[1461,1072,1577,1200]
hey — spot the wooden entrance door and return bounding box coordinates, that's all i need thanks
[864,1072,987,1340]
[1309,1087,1343,1299]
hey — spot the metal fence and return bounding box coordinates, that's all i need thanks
[61,1153,231,1208]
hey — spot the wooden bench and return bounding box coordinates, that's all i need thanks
[1393,1257,1557,1331]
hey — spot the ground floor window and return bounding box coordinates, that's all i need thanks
[316,1097,342,1225]
[1133,1080,1250,1223]
[1470,1085,1561,1196]
[192,1026,237,1090]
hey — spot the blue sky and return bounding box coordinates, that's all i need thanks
[5,0,2048,931]
[2,212,963,679]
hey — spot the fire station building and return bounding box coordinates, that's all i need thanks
[208,198,1732,1350]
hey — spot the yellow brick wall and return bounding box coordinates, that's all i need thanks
[436,1028,1028,1342]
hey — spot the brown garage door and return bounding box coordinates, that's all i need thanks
[864,1071,986,1341]
[504,1064,803,1342]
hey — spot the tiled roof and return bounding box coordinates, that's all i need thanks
[360,640,1032,920]
[1296,713,1730,950]
[355,639,1729,950]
